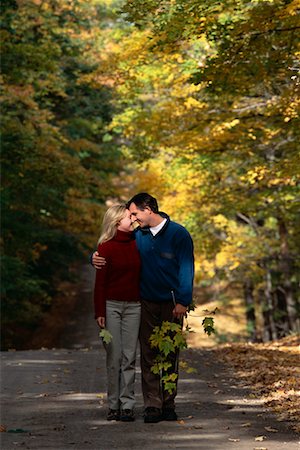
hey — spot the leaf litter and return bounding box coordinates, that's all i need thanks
[215,335,300,433]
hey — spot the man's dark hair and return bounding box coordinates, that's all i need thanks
[127,193,159,213]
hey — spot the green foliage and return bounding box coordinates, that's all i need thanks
[149,315,215,392]
[99,328,113,344]
[150,321,187,393]
[0,0,124,349]
[202,317,215,336]
[150,321,188,355]
[162,373,178,395]
[1,255,50,321]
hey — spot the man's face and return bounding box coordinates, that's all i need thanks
[129,202,151,228]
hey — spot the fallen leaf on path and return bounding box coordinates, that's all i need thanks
[228,438,240,442]
[255,435,267,441]
[0,425,7,432]
[193,425,203,429]
[264,426,278,432]
[186,367,197,374]
[241,422,252,427]
[36,379,49,384]
[215,337,300,433]
[178,420,185,425]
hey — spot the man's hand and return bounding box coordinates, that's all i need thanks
[96,317,105,328]
[92,251,106,269]
[172,303,187,320]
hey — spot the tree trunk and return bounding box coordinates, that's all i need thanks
[263,270,277,341]
[258,288,271,342]
[243,279,257,342]
[277,217,299,332]
[274,287,290,337]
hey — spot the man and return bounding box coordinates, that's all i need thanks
[92,193,194,423]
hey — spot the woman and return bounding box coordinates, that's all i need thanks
[94,204,141,422]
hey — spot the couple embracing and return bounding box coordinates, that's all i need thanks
[92,193,194,423]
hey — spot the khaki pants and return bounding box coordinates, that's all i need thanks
[139,300,181,410]
[104,300,141,410]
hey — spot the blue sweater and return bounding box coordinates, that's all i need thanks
[135,214,194,306]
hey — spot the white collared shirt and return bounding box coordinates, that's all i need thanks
[150,218,167,236]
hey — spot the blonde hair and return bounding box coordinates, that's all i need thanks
[98,204,128,245]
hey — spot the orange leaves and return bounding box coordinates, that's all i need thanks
[2,84,36,107]
[278,0,300,17]
[216,336,300,433]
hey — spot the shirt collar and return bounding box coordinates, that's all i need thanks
[150,218,167,236]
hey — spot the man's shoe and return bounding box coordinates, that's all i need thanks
[144,407,162,423]
[120,409,135,422]
[107,409,120,421]
[161,408,178,421]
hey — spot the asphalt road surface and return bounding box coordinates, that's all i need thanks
[1,265,299,450]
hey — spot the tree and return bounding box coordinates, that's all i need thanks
[88,0,300,339]
[0,0,123,348]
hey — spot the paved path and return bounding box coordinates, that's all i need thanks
[1,266,299,450]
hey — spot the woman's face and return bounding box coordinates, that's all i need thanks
[117,209,133,232]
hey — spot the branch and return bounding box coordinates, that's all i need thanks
[250,26,300,37]
[236,213,259,235]
[233,102,268,113]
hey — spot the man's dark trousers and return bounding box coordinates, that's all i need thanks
[139,299,181,410]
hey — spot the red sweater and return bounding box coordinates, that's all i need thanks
[94,230,141,318]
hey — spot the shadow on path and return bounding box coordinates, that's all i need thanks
[1,265,299,449]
